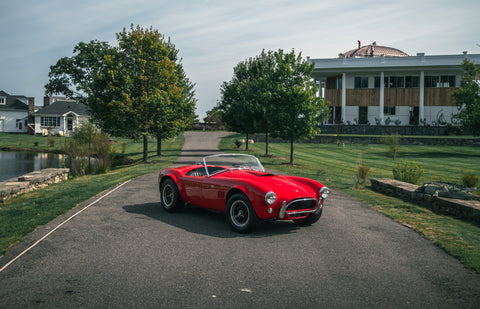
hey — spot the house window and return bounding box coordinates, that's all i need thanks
[354,77,369,89]
[384,106,396,115]
[0,97,5,105]
[425,75,456,88]
[374,77,381,88]
[41,116,60,127]
[16,119,23,130]
[405,76,419,88]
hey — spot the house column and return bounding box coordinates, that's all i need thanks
[419,71,425,122]
[379,71,384,124]
[341,72,346,122]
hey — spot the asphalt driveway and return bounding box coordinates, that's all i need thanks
[1,131,479,308]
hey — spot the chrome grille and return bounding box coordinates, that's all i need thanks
[287,198,317,212]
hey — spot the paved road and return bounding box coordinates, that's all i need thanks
[1,131,479,308]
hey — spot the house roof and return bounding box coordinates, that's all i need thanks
[341,43,408,58]
[0,90,29,111]
[35,100,88,116]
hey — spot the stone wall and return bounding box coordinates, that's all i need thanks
[0,168,69,202]
[370,178,480,224]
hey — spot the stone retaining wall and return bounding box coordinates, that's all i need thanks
[0,168,69,202]
[370,178,480,224]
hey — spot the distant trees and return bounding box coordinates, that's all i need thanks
[452,58,480,136]
[45,25,196,162]
[219,49,329,164]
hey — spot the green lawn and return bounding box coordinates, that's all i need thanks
[0,133,183,256]
[220,133,480,273]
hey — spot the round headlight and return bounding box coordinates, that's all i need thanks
[265,191,277,205]
[320,187,330,199]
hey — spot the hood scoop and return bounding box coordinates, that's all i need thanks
[247,171,275,177]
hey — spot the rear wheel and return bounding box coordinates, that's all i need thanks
[226,193,258,233]
[294,209,323,226]
[160,179,184,212]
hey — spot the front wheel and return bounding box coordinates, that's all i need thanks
[226,193,258,233]
[160,179,184,212]
[294,208,323,226]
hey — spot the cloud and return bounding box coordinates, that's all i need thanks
[1,0,479,118]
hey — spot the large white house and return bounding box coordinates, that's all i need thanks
[309,43,480,126]
[32,98,89,136]
[0,90,32,133]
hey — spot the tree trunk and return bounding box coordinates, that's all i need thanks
[290,138,294,165]
[245,133,249,151]
[157,135,162,156]
[143,135,148,162]
[265,131,269,156]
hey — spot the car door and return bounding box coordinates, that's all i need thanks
[201,175,230,212]
[182,175,204,206]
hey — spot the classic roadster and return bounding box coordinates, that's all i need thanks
[158,154,329,233]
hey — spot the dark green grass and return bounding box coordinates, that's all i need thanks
[220,134,480,272]
[0,135,183,256]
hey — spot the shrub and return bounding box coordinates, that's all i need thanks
[48,136,55,148]
[380,134,400,160]
[63,122,114,176]
[393,160,425,185]
[234,140,242,148]
[462,174,478,188]
[354,163,370,188]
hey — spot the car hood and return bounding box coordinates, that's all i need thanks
[242,171,315,197]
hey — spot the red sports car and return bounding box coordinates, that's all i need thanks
[158,154,329,233]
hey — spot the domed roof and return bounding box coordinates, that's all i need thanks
[340,42,408,58]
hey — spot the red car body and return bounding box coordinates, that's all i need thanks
[158,154,329,232]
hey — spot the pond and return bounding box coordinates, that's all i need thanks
[0,151,65,182]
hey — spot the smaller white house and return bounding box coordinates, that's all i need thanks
[0,90,31,133]
[33,100,89,136]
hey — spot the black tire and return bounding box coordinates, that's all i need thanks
[294,208,323,226]
[160,179,184,212]
[226,193,258,233]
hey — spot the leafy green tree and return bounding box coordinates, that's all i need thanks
[271,49,330,164]
[452,58,480,136]
[46,25,196,162]
[219,66,259,151]
[219,50,277,154]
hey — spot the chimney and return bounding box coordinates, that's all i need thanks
[28,97,35,114]
[44,96,51,107]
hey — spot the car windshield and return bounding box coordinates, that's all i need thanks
[203,154,265,176]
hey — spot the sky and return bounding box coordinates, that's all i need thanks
[1,0,479,119]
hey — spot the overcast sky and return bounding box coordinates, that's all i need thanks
[1,0,478,119]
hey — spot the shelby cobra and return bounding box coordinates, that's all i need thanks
[158,154,329,233]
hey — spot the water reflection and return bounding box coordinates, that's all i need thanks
[0,151,64,182]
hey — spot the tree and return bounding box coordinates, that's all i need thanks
[271,49,330,164]
[219,60,261,151]
[219,50,277,154]
[452,58,480,136]
[45,25,196,162]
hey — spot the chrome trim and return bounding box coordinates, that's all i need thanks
[279,197,319,219]
[320,186,330,200]
[279,201,287,219]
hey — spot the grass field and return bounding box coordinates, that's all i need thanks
[0,133,184,256]
[220,133,480,273]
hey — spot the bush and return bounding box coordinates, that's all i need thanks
[380,134,400,160]
[462,174,478,188]
[354,163,370,188]
[393,160,425,185]
[63,122,114,176]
